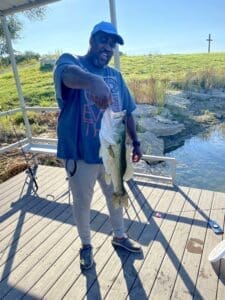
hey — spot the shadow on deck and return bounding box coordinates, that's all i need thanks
[0,165,224,299]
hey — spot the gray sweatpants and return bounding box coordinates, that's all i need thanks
[64,160,125,245]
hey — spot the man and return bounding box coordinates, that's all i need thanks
[54,21,142,270]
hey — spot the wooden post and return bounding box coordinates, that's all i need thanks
[206,34,213,53]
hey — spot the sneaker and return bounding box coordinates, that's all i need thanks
[112,236,142,253]
[80,245,93,270]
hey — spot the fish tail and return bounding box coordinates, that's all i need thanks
[112,191,129,208]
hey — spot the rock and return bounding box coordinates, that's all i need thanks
[133,104,158,118]
[138,132,164,156]
[155,115,178,124]
[215,113,224,120]
[158,107,173,119]
[166,94,191,109]
[134,159,171,179]
[136,117,185,137]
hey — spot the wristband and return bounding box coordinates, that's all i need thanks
[132,140,141,147]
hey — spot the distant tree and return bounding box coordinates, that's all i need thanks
[119,51,126,56]
[0,7,46,56]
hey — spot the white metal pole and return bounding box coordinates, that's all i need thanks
[1,15,32,140]
[109,0,120,70]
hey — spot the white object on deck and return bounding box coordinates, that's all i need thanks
[208,239,225,262]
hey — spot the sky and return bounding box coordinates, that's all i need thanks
[13,0,225,56]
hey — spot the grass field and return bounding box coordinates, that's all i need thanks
[1,52,225,111]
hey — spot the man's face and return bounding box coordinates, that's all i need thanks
[89,32,116,68]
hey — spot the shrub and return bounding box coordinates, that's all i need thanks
[171,68,225,92]
[39,56,56,71]
[128,77,167,106]
[0,51,40,66]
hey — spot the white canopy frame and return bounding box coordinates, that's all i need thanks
[0,14,32,142]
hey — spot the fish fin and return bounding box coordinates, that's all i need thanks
[108,145,115,158]
[121,193,129,208]
[112,192,129,208]
[112,194,120,209]
[123,145,134,181]
[105,173,111,185]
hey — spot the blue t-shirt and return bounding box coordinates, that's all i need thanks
[54,53,136,163]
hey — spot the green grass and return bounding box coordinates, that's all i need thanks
[120,52,225,81]
[1,52,225,110]
[0,63,56,110]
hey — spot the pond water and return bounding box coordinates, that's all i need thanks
[166,123,225,192]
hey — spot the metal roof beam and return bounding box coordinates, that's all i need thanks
[0,0,60,16]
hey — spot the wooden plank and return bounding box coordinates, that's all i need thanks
[150,188,206,299]
[0,172,26,198]
[0,168,66,237]
[0,189,101,287]
[0,169,27,195]
[0,165,45,210]
[32,181,117,299]
[1,166,225,299]
[194,207,224,299]
[171,188,214,299]
[24,200,111,299]
[0,186,102,272]
[0,165,61,212]
[212,191,225,210]
[0,174,68,249]
[3,193,107,299]
[89,184,176,299]
[1,176,68,255]
[0,210,72,297]
[126,186,190,299]
[103,184,169,300]
[0,164,50,198]
[0,192,70,286]
[43,211,112,299]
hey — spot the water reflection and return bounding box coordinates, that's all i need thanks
[167,123,225,192]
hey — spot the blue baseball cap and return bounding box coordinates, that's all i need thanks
[90,21,124,45]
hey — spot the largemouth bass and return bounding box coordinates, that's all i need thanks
[99,108,133,208]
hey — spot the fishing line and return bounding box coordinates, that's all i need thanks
[6,111,38,193]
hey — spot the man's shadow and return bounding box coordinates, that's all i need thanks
[113,246,147,300]
[82,262,102,300]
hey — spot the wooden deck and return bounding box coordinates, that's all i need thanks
[0,165,225,300]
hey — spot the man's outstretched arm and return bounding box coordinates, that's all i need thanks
[62,65,112,109]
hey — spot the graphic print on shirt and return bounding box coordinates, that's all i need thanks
[83,92,103,137]
[83,76,120,137]
[104,77,121,112]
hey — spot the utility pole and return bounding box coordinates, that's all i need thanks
[206,34,213,53]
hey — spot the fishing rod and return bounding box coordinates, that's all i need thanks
[6,111,39,193]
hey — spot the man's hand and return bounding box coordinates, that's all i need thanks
[88,76,112,109]
[132,144,142,163]
[62,65,112,109]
